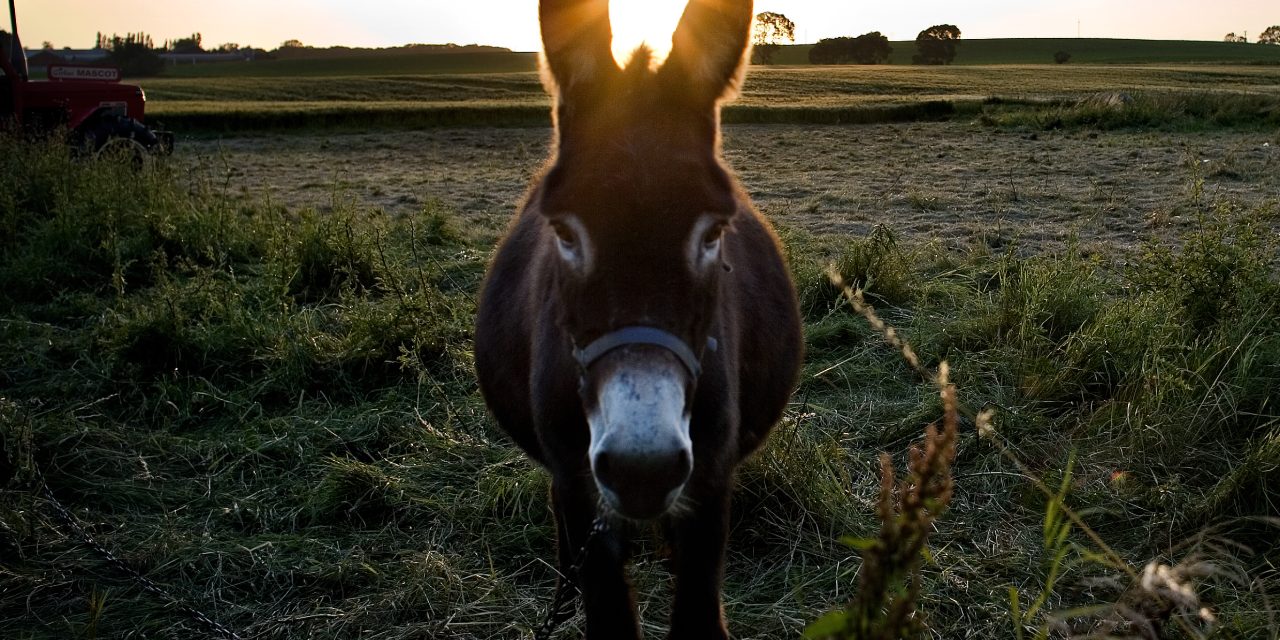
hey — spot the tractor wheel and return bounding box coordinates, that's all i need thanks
[95,136,152,170]
[84,116,161,168]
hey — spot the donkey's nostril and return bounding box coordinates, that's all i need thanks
[674,448,691,478]
[592,442,692,519]
[593,451,612,479]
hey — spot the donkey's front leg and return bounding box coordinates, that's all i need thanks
[552,473,639,640]
[666,487,731,640]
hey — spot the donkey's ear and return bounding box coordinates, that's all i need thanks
[661,0,754,104]
[540,0,619,99]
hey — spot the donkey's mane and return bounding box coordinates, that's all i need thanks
[622,44,655,76]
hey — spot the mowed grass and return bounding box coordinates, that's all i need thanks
[1,128,1278,638]
[144,64,1280,131]
[145,65,1280,105]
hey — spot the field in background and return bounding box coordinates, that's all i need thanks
[147,65,1280,105]
[141,38,1280,133]
[143,64,1280,131]
[175,125,1280,256]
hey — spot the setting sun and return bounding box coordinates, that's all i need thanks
[609,0,689,66]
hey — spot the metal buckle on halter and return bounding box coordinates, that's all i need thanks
[573,326,717,379]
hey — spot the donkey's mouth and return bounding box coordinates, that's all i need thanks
[597,482,686,520]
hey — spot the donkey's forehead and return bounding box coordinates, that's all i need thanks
[557,70,720,141]
[542,73,738,222]
[541,146,736,223]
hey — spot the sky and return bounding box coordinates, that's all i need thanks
[12,0,1279,52]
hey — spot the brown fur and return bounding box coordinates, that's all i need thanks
[474,1,801,637]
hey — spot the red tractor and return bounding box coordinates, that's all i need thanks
[2,0,172,157]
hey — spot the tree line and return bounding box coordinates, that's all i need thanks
[67,31,517,77]
[82,31,268,76]
[1224,26,1280,44]
[92,31,252,55]
[752,12,1280,66]
[750,13,962,65]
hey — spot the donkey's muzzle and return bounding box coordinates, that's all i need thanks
[585,350,694,520]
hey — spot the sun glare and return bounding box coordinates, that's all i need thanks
[609,0,689,67]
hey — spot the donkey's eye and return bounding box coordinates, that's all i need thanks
[702,226,724,249]
[552,223,577,248]
[688,216,727,273]
[550,218,589,272]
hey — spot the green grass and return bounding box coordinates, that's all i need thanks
[145,65,1280,105]
[981,91,1280,130]
[141,64,1280,132]
[1,134,1278,638]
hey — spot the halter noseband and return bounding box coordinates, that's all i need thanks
[573,327,717,379]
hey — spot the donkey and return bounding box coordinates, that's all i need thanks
[474,0,802,637]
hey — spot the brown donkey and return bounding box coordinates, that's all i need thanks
[474,0,802,636]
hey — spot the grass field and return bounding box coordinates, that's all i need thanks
[4,42,1280,638]
[136,38,1280,133]
[142,64,1280,132]
[2,117,1280,637]
[175,125,1280,256]
[146,65,1280,105]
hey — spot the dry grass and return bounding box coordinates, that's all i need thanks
[806,359,959,640]
[177,125,1280,264]
[815,257,1279,638]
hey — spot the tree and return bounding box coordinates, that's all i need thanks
[0,30,14,63]
[1054,50,1072,64]
[809,32,893,65]
[751,11,795,65]
[913,24,961,65]
[279,39,305,50]
[808,37,856,64]
[1260,26,1280,45]
[1223,32,1247,43]
[169,32,203,53]
[851,31,892,64]
[104,32,164,77]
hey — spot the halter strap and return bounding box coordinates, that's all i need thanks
[574,326,717,379]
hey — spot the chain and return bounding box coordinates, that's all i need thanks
[32,464,244,640]
[534,516,609,640]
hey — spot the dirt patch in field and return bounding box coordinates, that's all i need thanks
[183,123,1280,253]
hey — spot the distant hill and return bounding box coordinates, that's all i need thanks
[772,38,1280,66]
[160,50,539,78]
[272,43,513,60]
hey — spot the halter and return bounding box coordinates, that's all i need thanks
[573,326,718,379]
